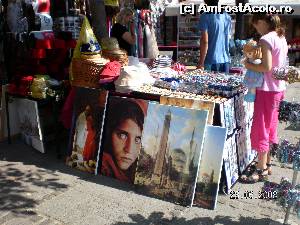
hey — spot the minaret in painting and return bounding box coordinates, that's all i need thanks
[152,108,172,183]
[153,124,160,158]
[185,127,196,174]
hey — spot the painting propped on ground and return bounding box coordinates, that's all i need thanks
[134,102,208,206]
[194,126,227,209]
[97,96,149,184]
[16,98,44,153]
[66,87,108,174]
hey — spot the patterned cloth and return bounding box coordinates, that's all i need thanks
[243,69,264,88]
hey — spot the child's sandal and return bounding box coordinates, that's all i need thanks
[240,168,268,184]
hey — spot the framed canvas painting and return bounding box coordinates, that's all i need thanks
[193,126,227,210]
[96,96,149,184]
[16,98,44,153]
[134,102,208,206]
[66,87,108,174]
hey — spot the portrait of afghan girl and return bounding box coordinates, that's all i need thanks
[100,98,147,183]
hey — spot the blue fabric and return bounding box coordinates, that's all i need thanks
[205,63,230,73]
[198,13,231,65]
[243,70,264,88]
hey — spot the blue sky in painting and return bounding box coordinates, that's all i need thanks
[198,126,227,183]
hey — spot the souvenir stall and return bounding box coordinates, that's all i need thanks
[2,0,300,213]
[60,1,300,209]
[62,6,257,210]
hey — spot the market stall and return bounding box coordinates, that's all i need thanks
[1,0,300,212]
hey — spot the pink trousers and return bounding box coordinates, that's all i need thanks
[250,90,284,153]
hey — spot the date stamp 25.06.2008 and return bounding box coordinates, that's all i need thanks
[229,190,277,200]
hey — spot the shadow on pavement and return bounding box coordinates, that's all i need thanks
[112,212,282,225]
[0,140,70,215]
[0,143,70,215]
[0,139,137,216]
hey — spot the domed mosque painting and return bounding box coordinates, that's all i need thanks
[134,102,208,206]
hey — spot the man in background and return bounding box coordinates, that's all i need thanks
[197,0,232,73]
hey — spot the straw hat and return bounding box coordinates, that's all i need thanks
[100,37,120,51]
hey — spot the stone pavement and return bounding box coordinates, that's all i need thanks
[0,83,299,225]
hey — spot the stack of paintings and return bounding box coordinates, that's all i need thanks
[65,89,229,209]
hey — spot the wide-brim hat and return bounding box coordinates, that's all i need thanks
[100,37,120,51]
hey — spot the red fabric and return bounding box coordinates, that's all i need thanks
[66,40,77,49]
[7,76,34,96]
[31,49,46,59]
[99,61,121,84]
[36,65,48,74]
[251,90,285,152]
[37,0,50,14]
[35,39,53,49]
[101,152,130,182]
[82,116,97,161]
[60,87,76,129]
[53,39,66,49]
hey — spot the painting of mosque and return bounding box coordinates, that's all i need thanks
[134,102,208,206]
[193,126,227,210]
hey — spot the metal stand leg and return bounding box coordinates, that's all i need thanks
[5,91,11,144]
[283,170,298,225]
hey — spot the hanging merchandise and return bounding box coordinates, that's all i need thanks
[135,0,149,9]
[144,24,159,59]
[35,13,53,31]
[104,0,119,7]
[149,0,165,27]
[30,0,50,14]
[7,0,28,33]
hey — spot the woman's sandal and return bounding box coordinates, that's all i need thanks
[239,168,269,184]
[266,163,272,175]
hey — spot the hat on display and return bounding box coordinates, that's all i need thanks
[100,37,120,51]
[99,61,121,84]
[74,16,101,56]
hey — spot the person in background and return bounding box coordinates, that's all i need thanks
[197,0,231,73]
[100,98,145,183]
[241,14,287,183]
[110,8,136,56]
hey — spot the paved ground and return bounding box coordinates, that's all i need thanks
[0,83,299,225]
